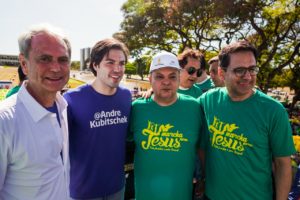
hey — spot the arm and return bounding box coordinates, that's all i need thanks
[138,88,153,99]
[194,149,205,198]
[199,149,205,179]
[273,156,292,200]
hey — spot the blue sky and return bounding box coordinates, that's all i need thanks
[0,0,126,61]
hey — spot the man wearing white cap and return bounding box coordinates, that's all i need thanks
[129,52,206,200]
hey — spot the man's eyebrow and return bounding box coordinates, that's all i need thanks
[104,57,125,62]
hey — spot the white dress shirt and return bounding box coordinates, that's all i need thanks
[0,83,69,200]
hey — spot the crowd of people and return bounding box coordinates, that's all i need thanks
[0,23,299,200]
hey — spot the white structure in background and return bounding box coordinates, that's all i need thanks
[0,80,13,89]
[80,47,91,71]
[0,54,19,66]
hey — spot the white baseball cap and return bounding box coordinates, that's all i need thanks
[150,52,181,73]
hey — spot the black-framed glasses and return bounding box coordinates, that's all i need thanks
[230,66,259,77]
[186,67,202,77]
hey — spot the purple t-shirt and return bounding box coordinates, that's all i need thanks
[64,84,131,198]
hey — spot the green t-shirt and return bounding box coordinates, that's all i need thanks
[199,87,296,200]
[177,84,203,99]
[5,85,21,98]
[196,77,214,92]
[130,94,204,200]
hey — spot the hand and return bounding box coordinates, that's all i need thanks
[194,179,205,199]
[138,88,153,99]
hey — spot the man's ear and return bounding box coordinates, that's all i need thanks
[93,62,99,71]
[149,73,153,84]
[218,66,225,80]
[19,54,28,75]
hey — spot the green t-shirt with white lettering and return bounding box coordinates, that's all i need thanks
[199,87,296,200]
[130,94,204,200]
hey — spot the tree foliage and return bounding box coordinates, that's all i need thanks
[71,61,80,70]
[125,62,136,78]
[115,0,300,101]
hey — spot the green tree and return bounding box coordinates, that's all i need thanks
[116,0,223,56]
[125,62,137,78]
[116,0,300,95]
[71,61,80,70]
[219,0,300,92]
[132,54,152,80]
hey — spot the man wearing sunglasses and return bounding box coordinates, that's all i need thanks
[199,40,295,200]
[177,49,204,98]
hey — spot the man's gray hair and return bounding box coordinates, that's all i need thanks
[18,23,71,59]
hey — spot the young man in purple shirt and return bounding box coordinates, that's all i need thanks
[64,38,131,200]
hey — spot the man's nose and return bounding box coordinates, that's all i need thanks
[242,70,252,79]
[162,78,171,85]
[50,60,61,72]
[113,64,123,72]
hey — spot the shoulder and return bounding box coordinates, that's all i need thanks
[254,90,285,110]
[65,84,89,95]
[178,93,198,101]
[192,84,203,92]
[63,84,90,100]
[200,87,223,99]
[178,93,200,106]
[117,86,132,97]
[132,97,150,106]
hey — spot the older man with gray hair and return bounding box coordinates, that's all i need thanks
[0,24,71,199]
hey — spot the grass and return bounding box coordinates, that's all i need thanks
[67,78,86,88]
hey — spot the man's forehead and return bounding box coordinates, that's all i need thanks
[210,62,218,68]
[229,50,256,59]
[153,67,179,74]
[105,50,126,61]
[30,33,68,55]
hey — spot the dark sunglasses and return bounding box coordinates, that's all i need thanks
[186,67,202,77]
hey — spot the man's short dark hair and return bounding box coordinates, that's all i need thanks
[218,40,257,69]
[89,38,129,76]
[177,49,206,70]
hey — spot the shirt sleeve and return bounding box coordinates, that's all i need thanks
[269,106,296,157]
[127,102,135,142]
[0,132,9,191]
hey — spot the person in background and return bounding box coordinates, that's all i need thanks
[130,51,205,200]
[199,40,295,200]
[208,56,224,87]
[64,38,131,200]
[5,65,27,98]
[0,23,71,199]
[177,49,203,98]
[195,53,214,92]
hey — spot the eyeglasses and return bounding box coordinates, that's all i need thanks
[229,66,259,77]
[186,67,202,77]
